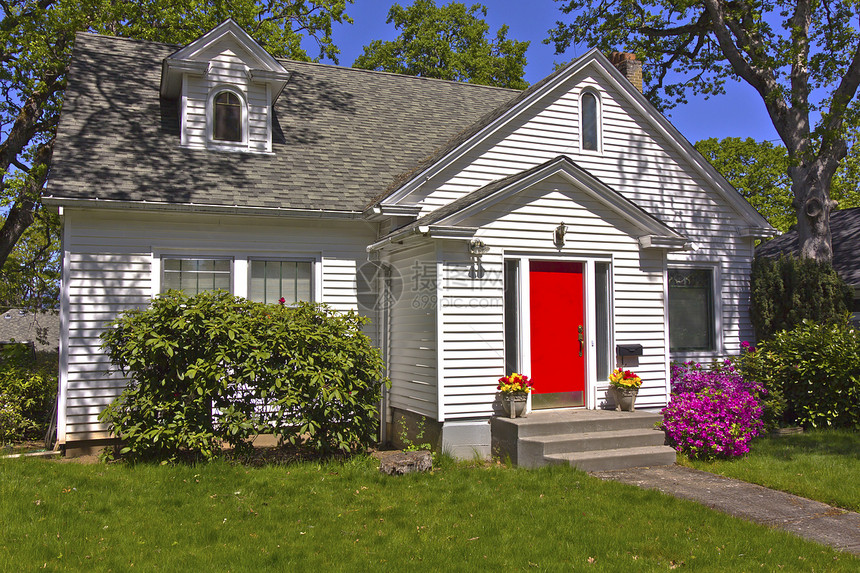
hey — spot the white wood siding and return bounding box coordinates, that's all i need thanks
[385,242,438,419]
[436,175,668,419]
[183,43,271,152]
[59,209,376,443]
[397,69,754,359]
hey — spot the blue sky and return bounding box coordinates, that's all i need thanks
[326,0,780,145]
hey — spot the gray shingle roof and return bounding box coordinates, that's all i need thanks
[755,207,860,287]
[46,33,519,213]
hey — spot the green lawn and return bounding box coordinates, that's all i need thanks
[1,456,856,571]
[682,429,860,512]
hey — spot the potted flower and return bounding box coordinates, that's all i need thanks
[609,368,642,411]
[497,373,533,418]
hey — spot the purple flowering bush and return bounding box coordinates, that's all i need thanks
[662,359,764,460]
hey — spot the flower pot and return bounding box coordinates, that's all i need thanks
[610,386,638,411]
[501,393,528,418]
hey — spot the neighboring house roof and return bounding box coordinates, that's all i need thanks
[45,33,518,214]
[755,207,860,287]
[0,309,60,352]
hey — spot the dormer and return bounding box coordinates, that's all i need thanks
[160,19,291,154]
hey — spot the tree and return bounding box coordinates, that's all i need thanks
[549,0,860,263]
[695,137,860,233]
[353,0,529,90]
[0,0,354,287]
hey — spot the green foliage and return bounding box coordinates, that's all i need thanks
[99,291,388,462]
[695,137,860,233]
[547,1,860,261]
[740,320,860,429]
[0,211,60,310]
[0,345,57,443]
[750,254,852,340]
[353,0,529,89]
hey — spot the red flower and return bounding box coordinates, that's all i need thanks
[278,297,286,305]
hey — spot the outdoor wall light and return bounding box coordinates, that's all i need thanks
[469,238,491,256]
[554,222,567,248]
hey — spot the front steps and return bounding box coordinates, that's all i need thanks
[491,410,676,471]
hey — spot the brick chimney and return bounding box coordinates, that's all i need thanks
[610,52,643,93]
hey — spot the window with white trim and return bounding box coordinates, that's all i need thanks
[213,91,242,142]
[249,260,313,304]
[207,88,247,147]
[668,268,715,352]
[580,91,600,152]
[163,258,232,295]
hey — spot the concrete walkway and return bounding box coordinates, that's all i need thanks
[591,465,860,555]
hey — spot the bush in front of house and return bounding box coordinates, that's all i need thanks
[662,360,764,460]
[0,345,57,444]
[750,254,851,341]
[739,318,860,430]
[99,290,388,462]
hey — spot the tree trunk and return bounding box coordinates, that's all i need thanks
[790,161,839,263]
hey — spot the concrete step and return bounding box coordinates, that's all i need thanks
[492,410,663,440]
[545,445,677,472]
[522,428,668,456]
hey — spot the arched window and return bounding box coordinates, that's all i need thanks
[213,91,242,142]
[581,92,599,152]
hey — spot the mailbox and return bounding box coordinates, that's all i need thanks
[616,343,643,357]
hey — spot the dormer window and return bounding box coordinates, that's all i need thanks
[580,91,601,152]
[161,19,291,153]
[213,91,242,142]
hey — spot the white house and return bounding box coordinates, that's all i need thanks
[45,20,773,457]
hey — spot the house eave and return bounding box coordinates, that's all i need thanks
[42,196,363,220]
[638,235,689,250]
[160,59,208,99]
[362,204,422,222]
[739,227,778,239]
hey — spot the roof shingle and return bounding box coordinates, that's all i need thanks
[47,33,519,213]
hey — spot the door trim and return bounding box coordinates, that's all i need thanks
[503,253,614,411]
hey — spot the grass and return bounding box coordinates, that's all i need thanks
[1,456,857,571]
[681,429,860,512]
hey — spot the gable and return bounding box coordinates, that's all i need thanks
[378,50,772,237]
[370,156,687,251]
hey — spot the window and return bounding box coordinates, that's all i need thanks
[595,262,612,379]
[249,260,312,304]
[504,259,520,375]
[213,91,242,142]
[163,258,231,295]
[668,268,715,352]
[580,91,599,152]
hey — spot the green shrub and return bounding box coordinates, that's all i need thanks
[99,290,388,462]
[0,346,58,444]
[740,318,860,429]
[750,254,851,340]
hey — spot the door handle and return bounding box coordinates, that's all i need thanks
[578,325,583,357]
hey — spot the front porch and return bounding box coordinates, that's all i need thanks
[491,409,676,471]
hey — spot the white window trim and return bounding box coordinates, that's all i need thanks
[666,263,723,359]
[247,256,318,304]
[152,251,321,302]
[206,85,249,151]
[578,89,603,155]
[157,254,235,296]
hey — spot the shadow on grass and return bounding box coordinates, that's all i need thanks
[755,429,860,461]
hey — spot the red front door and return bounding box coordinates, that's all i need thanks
[529,261,585,408]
